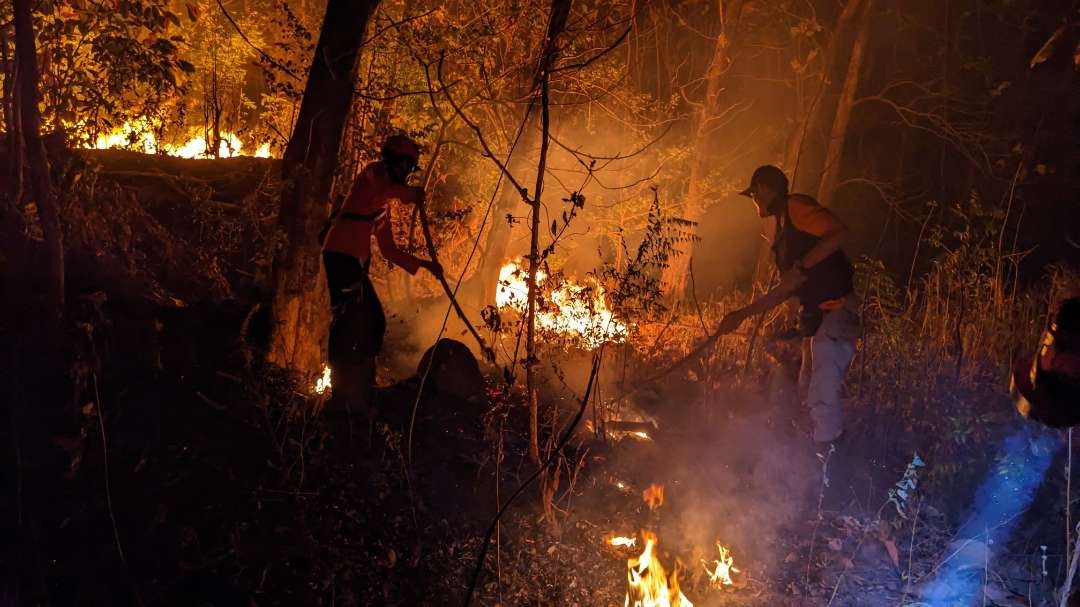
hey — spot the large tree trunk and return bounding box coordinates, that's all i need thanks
[660,0,744,300]
[13,0,63,329]
[816,0,873,205]
[267,0,381,376]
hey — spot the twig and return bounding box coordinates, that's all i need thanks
[462,345,606,607]
[806,444,836,588]
[212,0,301,81]
[91,367,144,606]
[404,62,537,465]
[1069,428,1074,562]
[1059,523,1080,607]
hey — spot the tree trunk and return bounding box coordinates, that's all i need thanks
[816,0,873,205]
[13,0,63,329]
[752,0,866,286]
[660,0,744,300]
[1,26,25,207]
[783,0,865,185]
[526,0,572,466]
[470,121,538,306]
[267,0,381,377]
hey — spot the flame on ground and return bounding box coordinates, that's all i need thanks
[642,483,664,511]
[496,259,626,347]
[701,542,739,588]
[625,530,693,607]
[78,118,273,158]
[314,365,332,395]
[606,533,637,548]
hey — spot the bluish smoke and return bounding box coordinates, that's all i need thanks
[923,425,1061,606]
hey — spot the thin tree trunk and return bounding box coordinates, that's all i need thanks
[3,26,25,208]
[526,0,572,466]
[752,0,865,286]
[816,0,873,205]
[13,0,63,329]
[267,0,381,376]
[782,0,865,187]
[660,0,744,300]
[471,121,539,307]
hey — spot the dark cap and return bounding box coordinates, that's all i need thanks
[739,165,789,197]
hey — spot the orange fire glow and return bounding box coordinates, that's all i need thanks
[77,118,273,159]
[642,484,664,511]
[496,259,626,347]
[313,364,332,395]
[606,533,638,548]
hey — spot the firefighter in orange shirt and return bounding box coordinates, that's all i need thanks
[717,165,859,444]
[322,134,443,406]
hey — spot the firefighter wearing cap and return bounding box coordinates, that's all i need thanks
[322,134,443,404]
[716,165,858,443]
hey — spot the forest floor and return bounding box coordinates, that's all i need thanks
[3,150,1072,606]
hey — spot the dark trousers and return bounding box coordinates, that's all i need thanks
[323,251,385,410]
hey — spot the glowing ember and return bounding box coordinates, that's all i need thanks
[79,119,273,158]
[496,259,626,347]
[642,484,664,511]
[313,365,332,395]
[607,533,637,548]
[701,542,739,588]
[629,430,651,441]
[626,531,693,607]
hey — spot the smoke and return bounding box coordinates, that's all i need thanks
[921,424,1061,605]
[659,386,820,568]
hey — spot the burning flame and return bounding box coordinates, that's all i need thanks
[314,365,332,395]
[79,118,274,158]
[701,542,739,588]
[626,531,693,607]
[642,484,664,511]
[496,259,626,346]
[607,533,638,548]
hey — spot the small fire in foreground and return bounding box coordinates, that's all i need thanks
[313,365,332,395]
[625,531,693,607]
[496,260,626,346]
[701,542,738,588]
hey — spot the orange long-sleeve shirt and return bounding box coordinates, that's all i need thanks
[322,161,424,275]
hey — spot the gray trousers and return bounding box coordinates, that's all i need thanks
[798,299,859,442]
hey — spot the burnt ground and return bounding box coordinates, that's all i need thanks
[2,151,1075,606]
[4,294,1066,606]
